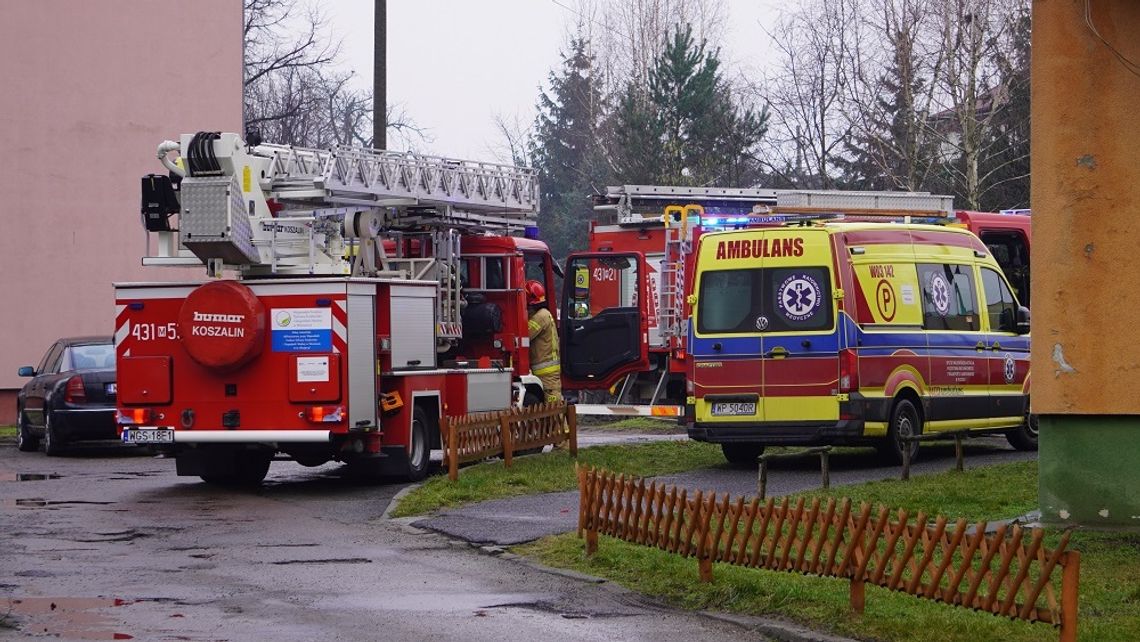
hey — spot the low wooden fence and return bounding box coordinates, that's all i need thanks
[578,466,1080,641]
[442,402,577,480]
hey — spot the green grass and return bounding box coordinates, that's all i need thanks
[390,440,723,517]
[580,417,683,433]
[0,426,15,438]
[517,461,1140,642]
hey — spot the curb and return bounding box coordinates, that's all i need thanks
[379,482,423,520]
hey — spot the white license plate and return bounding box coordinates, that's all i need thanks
[123,428,174,444]
[711,402,757,416]
[106,383,117,396]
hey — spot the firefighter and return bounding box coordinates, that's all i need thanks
[525,279,562,402]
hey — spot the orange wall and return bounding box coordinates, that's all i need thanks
[0,1,242,418]
[1030,0,1140,414]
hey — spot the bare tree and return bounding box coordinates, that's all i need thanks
[575,0,727,89]
[759,0,861,188]
[925,0,1023,208]
[243,0,424,150]
[843,0,946,191]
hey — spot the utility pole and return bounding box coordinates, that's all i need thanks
[373,0,386,149]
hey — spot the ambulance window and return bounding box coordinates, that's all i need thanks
[697,269,762,334]
[981,268,1018,332]
[918,264,978,331]
[766,267,833,332]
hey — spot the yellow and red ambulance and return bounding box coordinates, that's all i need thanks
[686,220,1033,465]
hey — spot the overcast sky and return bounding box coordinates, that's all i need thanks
[324,1,781,161]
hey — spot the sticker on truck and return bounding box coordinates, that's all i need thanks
[271,308,332,352]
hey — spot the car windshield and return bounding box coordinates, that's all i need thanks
[64,343,114,370]
[697,267,833,334]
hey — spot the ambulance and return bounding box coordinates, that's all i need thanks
[684,197,1033,465]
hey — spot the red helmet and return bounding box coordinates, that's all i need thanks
[524,280,546,304]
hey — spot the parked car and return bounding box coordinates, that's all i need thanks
[16,336,117,455]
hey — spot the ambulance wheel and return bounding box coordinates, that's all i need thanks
[721,443,765,467]
[879,398,922,465]
[1006,410,1039,451]
[16,407,40,452]
[406,406,430,482]
[515,390,546,456]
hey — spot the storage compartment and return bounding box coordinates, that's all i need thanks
[465,369,512,412]
[119,356,173,405]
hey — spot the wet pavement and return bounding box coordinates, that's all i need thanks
[0,439,769,641]
[414,437,1037,546]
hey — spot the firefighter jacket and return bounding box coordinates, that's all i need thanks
[527,306,560,379]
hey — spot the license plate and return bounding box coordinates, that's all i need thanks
[106,382,117,396]
[123,428,174,444]
[711,402,757,416]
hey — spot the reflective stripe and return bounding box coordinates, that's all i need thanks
[528,320,541,332]
[533,363,560,376]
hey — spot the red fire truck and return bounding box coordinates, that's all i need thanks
[118,132,558,484]
[562,186,1032,416]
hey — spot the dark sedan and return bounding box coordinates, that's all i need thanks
[16,336,118,455]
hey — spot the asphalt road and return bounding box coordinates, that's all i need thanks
[416,437,1037,546]
[0,441,769,642]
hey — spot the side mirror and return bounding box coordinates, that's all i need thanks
[1016,306,1030,334]
[17,366,35,377]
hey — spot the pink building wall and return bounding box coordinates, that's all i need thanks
[0,1,242,423]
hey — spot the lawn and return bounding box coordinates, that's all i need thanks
[578,417,683,433]
[517,461,1140,642]
[389,440,724,517]
[0,426,15,438]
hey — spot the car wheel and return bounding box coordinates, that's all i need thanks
[406,406,431,482]
[42,412,65,457]
[878,398,922,465]
[721,443,765,467]
[16,407,40,452]
[1006,405,1039,451]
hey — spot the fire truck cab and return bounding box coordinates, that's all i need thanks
[118,132,555,484]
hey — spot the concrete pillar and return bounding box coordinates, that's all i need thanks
[1032,0,1140,528]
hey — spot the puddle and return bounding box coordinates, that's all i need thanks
[3,597,134,640]
[0,472,63,482]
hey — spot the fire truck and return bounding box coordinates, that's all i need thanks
[117,132,558,484]
[562,186,1032,416]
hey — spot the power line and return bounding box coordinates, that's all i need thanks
[549,0,623,38]
[1083,0,1140,79]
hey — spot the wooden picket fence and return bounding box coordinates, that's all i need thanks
[578,466,1080,641]
[441,402,577,480]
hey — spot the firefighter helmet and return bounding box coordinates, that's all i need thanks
[524,280,546,305]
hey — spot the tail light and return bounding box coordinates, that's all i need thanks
[116,408,154,425]
[839,349,859,393]
[64,376,87,403]
[305,406,344,423]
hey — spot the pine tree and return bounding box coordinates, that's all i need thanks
[530,36,611,259]
[612,24,768,187]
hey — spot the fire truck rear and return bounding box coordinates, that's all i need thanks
[118,132,554,484]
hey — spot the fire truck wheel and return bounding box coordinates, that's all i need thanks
[16,406,40,452]
[721,443,765,467]
[406,406,431,482]
[1006,407,1039,451]
[201,450,272,486]
[879,398,922,465]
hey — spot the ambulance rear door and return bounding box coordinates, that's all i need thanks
[756,229,841,424]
